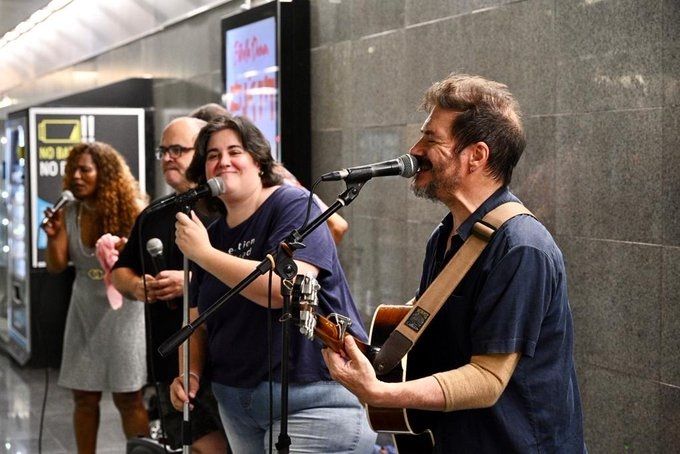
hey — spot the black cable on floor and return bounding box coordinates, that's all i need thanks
[38,365,49,453]
[137,214,171,454]
[36,277,54,454]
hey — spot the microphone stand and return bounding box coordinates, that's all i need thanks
[139,200,194,453]
[178,203,192,454]
[158,180,367,453]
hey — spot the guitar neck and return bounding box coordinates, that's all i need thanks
[314,314,376,361]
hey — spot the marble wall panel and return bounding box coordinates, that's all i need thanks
[661,247,680,385]
[512,115,557,233]
[310,42,352,131]
[662,106,680,246]
[561,237,661,380]
[579,366,660,453]
[349,30,408,127]
[350,0,405,40]
[555,110,663,243]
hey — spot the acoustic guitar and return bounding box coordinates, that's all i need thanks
[291,276,435,454]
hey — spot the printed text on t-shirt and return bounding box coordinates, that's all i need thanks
[228,238,255,258]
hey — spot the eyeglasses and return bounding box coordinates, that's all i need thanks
[155,145,194,160]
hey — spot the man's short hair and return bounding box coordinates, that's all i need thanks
[189,103,230,122]
[422,73,525,185]
[162,116,207,140]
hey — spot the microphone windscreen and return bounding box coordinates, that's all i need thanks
[399,154,419,178]
[146,238,164,258]
[61,190,75,202]
[207,177,226,196]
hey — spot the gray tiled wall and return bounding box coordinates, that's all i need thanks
[1,0,678,451]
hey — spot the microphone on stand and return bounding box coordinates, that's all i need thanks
[146,238,165,276]
[41,190,75,226]
[320,154,419,183]
[144,177,225,215]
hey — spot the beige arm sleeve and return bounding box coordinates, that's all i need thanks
[432,352,520,411]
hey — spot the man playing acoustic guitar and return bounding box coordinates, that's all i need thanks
[323,73,586,453]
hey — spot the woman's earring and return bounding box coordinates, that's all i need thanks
[258,170,264,177]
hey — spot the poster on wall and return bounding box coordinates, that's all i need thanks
[28,107,146,268]
[224,15,279,160]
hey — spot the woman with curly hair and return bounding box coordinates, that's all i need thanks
[42,142,149,453]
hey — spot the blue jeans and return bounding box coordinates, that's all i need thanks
[212,380,377,453]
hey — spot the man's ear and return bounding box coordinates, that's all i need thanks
[468,142,490,173]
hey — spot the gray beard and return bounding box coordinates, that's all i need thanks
[411,180,440,201]
[411,171,460,203]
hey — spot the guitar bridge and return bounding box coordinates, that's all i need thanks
[327,313,352,340]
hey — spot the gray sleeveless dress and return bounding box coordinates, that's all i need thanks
[58,201,147,392]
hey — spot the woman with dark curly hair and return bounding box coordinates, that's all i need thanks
[42,142,149,453]
[169,116,376,453]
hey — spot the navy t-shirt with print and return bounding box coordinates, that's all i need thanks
[409,187,585,453]
[190,185,367,388]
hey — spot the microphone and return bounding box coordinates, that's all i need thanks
[146,238,165,275]
[320,154,419,183]
[41,190,75,226]
[145,177,225,214]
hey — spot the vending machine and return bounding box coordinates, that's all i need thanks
[1,78,154,366]
[1,116,31,363]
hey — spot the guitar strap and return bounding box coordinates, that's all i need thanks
[372,201,534,375]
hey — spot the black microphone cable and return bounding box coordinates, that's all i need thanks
[136,215,171,454]
[267,267,274,454]
[265,176,324,454]
[36,210,74,453]
[300,177,324,231]
[36,294,49,454]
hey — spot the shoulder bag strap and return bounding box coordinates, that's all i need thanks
[372,201,534,375]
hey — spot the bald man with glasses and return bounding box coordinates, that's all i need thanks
[112,117,228,452]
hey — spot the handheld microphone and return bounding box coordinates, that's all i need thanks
[41,190,75,226]
[145,177,225,215]
[146,238,165,275]
[320,154,419,183]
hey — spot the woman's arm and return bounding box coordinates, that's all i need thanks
[43,208,69,273]
[175,211,319,308]
[170,307,208,410]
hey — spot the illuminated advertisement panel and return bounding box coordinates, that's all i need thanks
[221,0,310,186]
[225,16,278,159]
[28,107,146,268]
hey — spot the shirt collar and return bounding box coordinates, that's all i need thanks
[454,186,519,241]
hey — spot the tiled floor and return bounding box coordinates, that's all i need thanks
[0,351,127,453]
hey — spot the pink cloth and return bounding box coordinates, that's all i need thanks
[95,233,124,310]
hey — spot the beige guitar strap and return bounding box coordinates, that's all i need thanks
[372,202,534,375]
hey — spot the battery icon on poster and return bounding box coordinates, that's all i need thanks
[37,119,82,144]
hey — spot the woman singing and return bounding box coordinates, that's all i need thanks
[42,142,148,453]
[169,116,376,453]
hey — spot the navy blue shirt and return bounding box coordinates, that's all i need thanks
[410,187,585,453]
[190,185,367,388]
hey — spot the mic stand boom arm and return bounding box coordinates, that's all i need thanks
[157,181,366,454]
